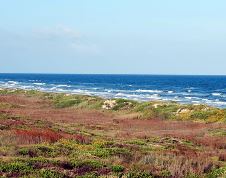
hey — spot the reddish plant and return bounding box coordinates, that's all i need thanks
[14,128,62,144]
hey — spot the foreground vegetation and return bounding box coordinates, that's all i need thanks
[1,88,226,177]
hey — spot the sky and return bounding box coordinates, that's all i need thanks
[0,0,226,75]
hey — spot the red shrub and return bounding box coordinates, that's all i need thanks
[14,129,62,144]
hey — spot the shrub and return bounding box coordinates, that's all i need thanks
[18,147,33,156]
[71,160,104,169]
[112,165,125,173]
[0,161,33,175]
[127,139,146,146]
[90,148,111,158]
[127,171,153,178]
[18,145,56,158]
[112,98,136,111]
[39,169,64,178]
[55,99,81,108]
[14,129,62,144]
[206,167,226,178]
[76,173,99,178]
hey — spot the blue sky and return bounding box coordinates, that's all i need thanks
[0,0,226,74]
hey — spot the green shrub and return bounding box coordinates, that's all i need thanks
[112,98,137,111]
[55,99,81,108]
[160,170,171,177]
[71,160,104,169]
[185,173,201,178]
[18,145,57,158]
[206,167,226,178]
[18,147,31,155]
[112,165,124,172]
[0,161,33,174]
[90,148,111,158]
[127,171,152,178]
[127,139,146,146]
[39,169,64,178]
[76,173,98,178]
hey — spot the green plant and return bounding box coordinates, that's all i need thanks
[89,148,111,158]
[0,161,33,174]
[39,169,64,178]
[127,171,152,178]
[76,173,99,178]
[206,167,226,178]
[71,159,104,169]
[112,165,125,172]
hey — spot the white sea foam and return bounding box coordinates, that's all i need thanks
[56,84,70,87]
[7,81,19,85]
[185,97,192,100]
[212,93,222,96]
[167,91,174,94]
[115,93,124,96]
[33,83,45,86]
[135,89,163,93]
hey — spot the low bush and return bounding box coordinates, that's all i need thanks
[126,170,153,178]
[112,165,124,173]
[39,169,65,178]
[0,161,33,175]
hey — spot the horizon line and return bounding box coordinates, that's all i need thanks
[0,72,226,76]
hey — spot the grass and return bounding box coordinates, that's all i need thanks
[1,88,226,177]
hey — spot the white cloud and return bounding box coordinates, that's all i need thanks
[33,25,101,55]
[34,25,81,41]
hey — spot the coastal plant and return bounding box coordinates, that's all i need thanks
[14,129,62,144]
[0,161,34,175]
[112,98,137,111]
[39,169,65,178]
[18,144,57,158]
[126,170,153,178]
[206,167,226,178]
[111,165,125,173]
[70,159,104,169]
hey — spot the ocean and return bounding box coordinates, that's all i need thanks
[0,73,226,108]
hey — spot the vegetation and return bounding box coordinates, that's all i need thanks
[1,88,226,177]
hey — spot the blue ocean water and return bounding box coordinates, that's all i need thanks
[0,74,226,108]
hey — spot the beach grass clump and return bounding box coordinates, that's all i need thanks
[53,94,83,108]
[111,98,138,111]
[52,93,104,109]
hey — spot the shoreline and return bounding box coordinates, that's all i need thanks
[1,86,226,109]
[1,88,226,123]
